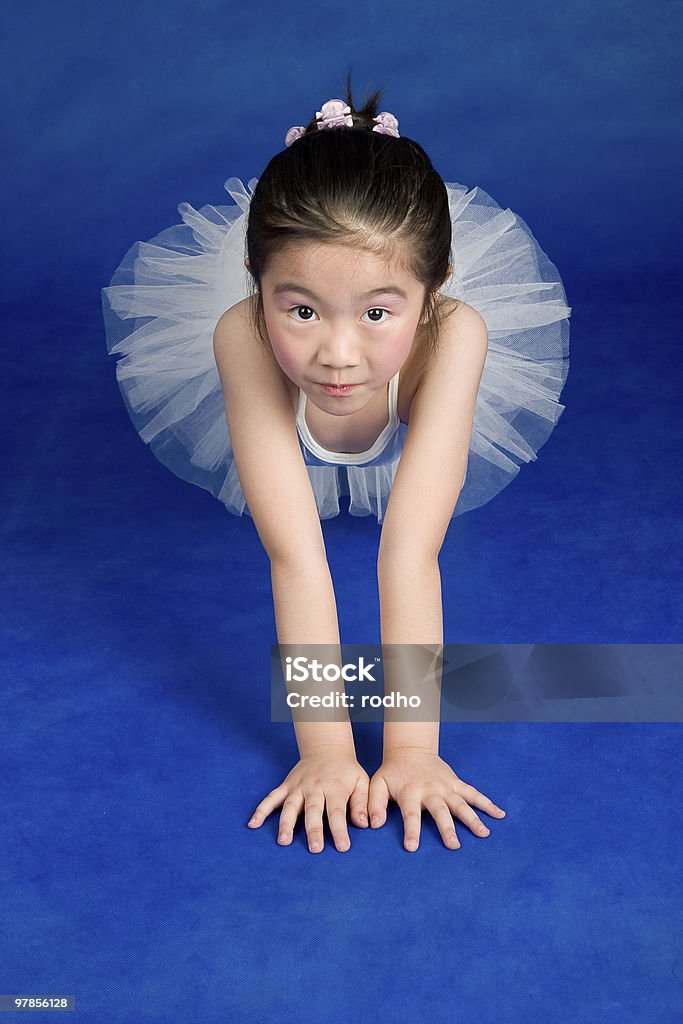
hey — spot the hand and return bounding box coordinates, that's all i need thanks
[368,748,506,852]
[247,746,370,854]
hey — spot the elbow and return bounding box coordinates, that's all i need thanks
[377,519,446,572]
[270,544,329,575]
[376,541,442,578]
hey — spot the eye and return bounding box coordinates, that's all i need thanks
[362,307,391,324]
[287,305,392,324]
[288,305,318,322]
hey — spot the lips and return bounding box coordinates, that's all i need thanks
[321,382,357,395]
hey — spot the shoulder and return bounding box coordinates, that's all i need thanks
[435,298,487,369]
[213,296,255,354]
[437,297,488,352]
[213,297,300,414]
[412,298,487,400]
[213,296,281,381]
[212,297,290,423]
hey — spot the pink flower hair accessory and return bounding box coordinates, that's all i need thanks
[285,125,306,147]
[284,100,400,146]
[372,111,400,137]
[315,98,353,131]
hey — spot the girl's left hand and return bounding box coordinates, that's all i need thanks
[367,749,506,852]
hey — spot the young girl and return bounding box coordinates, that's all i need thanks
[102,76,571,854]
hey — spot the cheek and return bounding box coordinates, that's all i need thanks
[264,310,293,356]
[387,319,421,365]
[265,329,302,377]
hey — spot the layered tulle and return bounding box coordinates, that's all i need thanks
[101,176,570,521]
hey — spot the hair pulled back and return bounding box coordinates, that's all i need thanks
[245,70,456,368]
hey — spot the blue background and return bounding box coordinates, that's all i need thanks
[1,1,681,1022]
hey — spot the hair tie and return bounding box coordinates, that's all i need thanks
[284,99,400,146]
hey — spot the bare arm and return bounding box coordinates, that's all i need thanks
[377,553,443,755]
[377,303,488,752]
[368,306,505,851]
[214,301,369,852]
[271,554,355,757]
[213,301,354,757]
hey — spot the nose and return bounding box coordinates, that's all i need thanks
[316,324,362,370]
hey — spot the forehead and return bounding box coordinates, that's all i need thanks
[267,240,415,285]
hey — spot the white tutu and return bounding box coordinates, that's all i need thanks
[101,177,571,521]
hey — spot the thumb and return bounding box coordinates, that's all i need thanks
[368,772,390,828]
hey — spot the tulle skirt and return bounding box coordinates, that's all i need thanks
[101,177,571,521]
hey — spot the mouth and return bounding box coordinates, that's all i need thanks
[319,383,358,395]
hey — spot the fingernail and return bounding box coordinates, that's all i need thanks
[310,841,321,852]
[371,815,381,827]
[359,813,367,823]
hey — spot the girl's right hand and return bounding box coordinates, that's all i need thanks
[247,747,370,853]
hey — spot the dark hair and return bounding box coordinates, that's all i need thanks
[245,70,456,370]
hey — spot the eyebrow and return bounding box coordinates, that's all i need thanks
[271,282,409,301]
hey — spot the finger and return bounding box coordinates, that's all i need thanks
[447,795,491,838]
[368,773,390,828]
[325,791,351,852]
[248,784,288,828]
[424,797,460,850]
[456,781,507,819]
[277,794,304,846]
[304,793,326,853]
[348,776,370,829]
[399,796,422,852]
